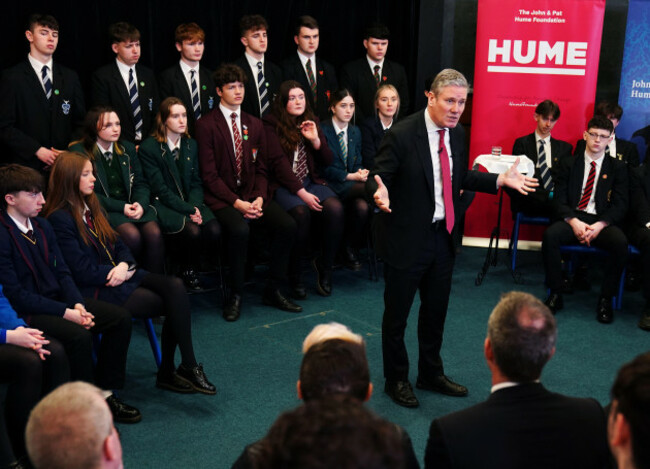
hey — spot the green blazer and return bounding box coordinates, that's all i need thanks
[68,140,157,227]
[138,136,214,234]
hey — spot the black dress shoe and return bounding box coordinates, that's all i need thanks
[223,294,242,322]
[596,296,613,324]
[342,247,362,271]
[544,292,564,314]
[180,269,202,293]
[177,363,217,395]
[263,288,303,313]
[156,370,195,393]
[106,394,142,424]
[312,258,332,296]
[384,380,419,408]
[639,306,650,331]
[416,375,468,397]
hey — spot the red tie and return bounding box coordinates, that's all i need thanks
[437,129,454,234]
[85,210,95,231]
[231,112,243,180]
[577,161,596,211]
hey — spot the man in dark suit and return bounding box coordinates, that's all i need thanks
[543,116,629,323]
[424,291,610,469]
[608,352,650,469]
[574,101,640,167]
[366,69,537,407]
[0,164,140,424]
[91,22,159,145]
[195,64,300,321]
[281,15,337,121]
[339,23,409,122]
[159,23,216,137]
[234,15,282,120]
[0,14,85,173]
[510,99,573,217]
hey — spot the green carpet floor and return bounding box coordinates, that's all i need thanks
[117,246,649,468]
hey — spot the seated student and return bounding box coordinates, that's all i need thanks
[159,23,216,137]
[234,15,282,119]
[43,152,216,395]
[543,116,629,323]
[195,65,300,321]
[339,23,410,122]
[359,84,400,170]
[0,13,85,174]
[0,164,139,424]
[281,16,338,121]
[0,287,68,468]
[263,81,343,298]
[69,107,164,274]
[321,90,370,271]
[138,97,221,291]
[574,101,640,167]
[510,99,573,217]
[92,22,159,145]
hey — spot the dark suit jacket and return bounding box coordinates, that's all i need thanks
[195,108,268,211]
[574,137,640,167]
[359,116,387,170]
[91,62,159,143]
[510,133,573,213]
[339,58,409,122]
[68,140,156,227]
[0,59,85,171]
[263,115,333,196]
[158,63,216,136]
[47,209,146,305]
[0,213,83,319]
[424,383,610,469]
[367,110,497,269]
[233,55,282,120]
[281,53,338,121]
[138,135,214,233]
[554,151,629,225]
[320,119,364,195]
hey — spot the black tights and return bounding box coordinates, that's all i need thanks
[123,273,197,373]
[169,218,221,270]
[342,183,370,248]
[116,221,165,274]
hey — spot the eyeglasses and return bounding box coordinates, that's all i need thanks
[587,132,611,140]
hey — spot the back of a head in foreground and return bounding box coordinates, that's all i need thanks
[301,322,364,353]
[251,396,404,469]
[26,381,117,469]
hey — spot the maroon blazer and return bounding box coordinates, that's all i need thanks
[262,114,334,195]
[195,108,268,211]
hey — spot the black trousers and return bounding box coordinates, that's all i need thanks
[382,224,455,382]
[627,225,650,302]
[215,201,297,293]
[29,298,131,390]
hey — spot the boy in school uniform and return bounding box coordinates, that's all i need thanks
[91,22,159,145]
[159,22,216,136]
[0,14,85,173]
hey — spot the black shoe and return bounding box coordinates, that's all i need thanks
[639,306,650,331]
[544,292,564,314]
[342,247,362,271]
[177,363,217,395]
[180,269,202,293]
[156,370,195,393]
[416,375,468,397]
[263,288,302,313]
[223,294,242,322]
[384,380,419,408]
[312,258,332,296]
[106,394,142,424]
[596,296,614,324]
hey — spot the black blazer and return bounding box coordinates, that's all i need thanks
[574,137,640,167]
[0,59,85,171]
[554,151,629,226]
[359,116,387,170]
[158,63,216,137]
[424,383,611,469]
[367,110,497,269]
[233,55,282,120]
[339,58,410,122]
[91,61,159,143]
[281,53,338,121]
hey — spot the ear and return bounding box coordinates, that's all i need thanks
[25,30,34,44]
[484,337,494,363]
[293,35,299,46]
[583,131,589,142]
[103,429,121,463]
[610,412,631,448]
[111,43,119,55]
[363,39,369,50]
[175,42,182,53]
[216,87,223,98]
[4,194,15,207]
[364,383,373,402]
[240,37,248,48]
[296,380,303,400]
[548,346,556,360]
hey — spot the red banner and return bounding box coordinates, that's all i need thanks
[465,0,606,241]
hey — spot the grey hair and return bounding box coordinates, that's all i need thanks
[430,68,469,95]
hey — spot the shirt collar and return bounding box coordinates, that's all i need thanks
[366,56,384,70]
[584,151,605,168]
[220,103,241,119]
[28,54,53,76]
[245,52,264,71]
[96,141,114,154]
[491,380,539,394]
[179,59,199,76]
[534,131,551,145]
[7,213,32,235]
[297,50,316,69]
[115,58,134,76]
[332,120,348,134]
[167,137,181,152]
[424,108,446,133]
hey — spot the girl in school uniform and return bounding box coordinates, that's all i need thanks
[359,84,400,170]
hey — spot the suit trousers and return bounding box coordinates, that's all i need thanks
[29,298,132,390]
[382,223,455,382]
[627,226,650,302]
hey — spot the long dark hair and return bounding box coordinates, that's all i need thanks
[153,97,190,143]
[75,106,125,157]
[270,80,317,155]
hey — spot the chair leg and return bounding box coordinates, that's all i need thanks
[143,318,162,368]
[510,216,521,272]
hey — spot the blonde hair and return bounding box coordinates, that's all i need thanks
[302,322,364,353]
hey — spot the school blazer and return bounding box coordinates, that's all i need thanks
[320,119,364,195]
